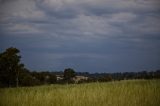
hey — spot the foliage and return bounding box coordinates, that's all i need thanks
[31,71,57,85]
[63,68,76,83]
[18,69,41,86]
[0,47,24,87]
[0,47,57,87]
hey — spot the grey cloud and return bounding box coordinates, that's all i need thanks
[36,0,160,19]
[0,0,46,23]
[0,0,17,3]
[1,0,160,39]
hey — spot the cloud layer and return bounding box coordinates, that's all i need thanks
[0,0,160,72]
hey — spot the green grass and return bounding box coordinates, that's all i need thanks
[0,80,160,106]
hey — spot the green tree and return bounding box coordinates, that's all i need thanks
[63,68,76,83]
[19,68,41,86]
[0,47,24,87]
[47,74,57,84]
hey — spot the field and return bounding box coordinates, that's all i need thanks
[0,80,160,106]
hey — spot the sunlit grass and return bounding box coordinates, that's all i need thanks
[0,80,160,106]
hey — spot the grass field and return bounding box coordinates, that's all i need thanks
[0,80,160,106]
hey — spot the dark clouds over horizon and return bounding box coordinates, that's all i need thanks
[0,0,160,72]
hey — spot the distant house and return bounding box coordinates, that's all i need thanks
[56,75,63,81]
[73,76,89,83]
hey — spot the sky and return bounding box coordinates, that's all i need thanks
[0,0,160,73]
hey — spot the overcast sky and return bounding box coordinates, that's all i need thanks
[0,0,160,72]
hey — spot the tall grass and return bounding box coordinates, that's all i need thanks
[0,80,160,106]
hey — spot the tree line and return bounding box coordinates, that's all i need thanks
[0,47,160,88]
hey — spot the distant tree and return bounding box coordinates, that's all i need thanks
[31,72,45,84]
[0,47,24,87]
[47,74,57,84]
[104,75,112,82]
[19,68,41,86]
[63,68,76,83]
[31,71,57,85]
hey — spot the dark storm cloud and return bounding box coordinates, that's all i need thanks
[0,0,160,72]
